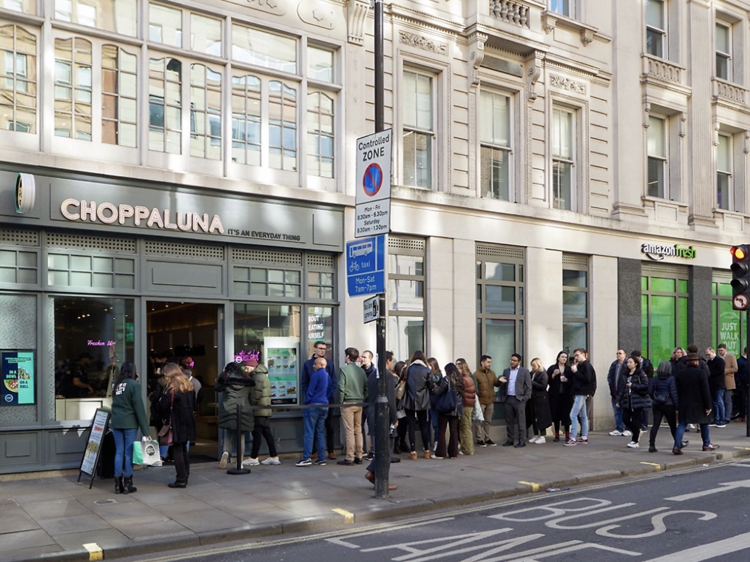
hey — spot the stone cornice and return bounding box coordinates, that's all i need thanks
[387,2,464,37]
[545,56,604,79]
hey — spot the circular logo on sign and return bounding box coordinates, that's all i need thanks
[4,394,13,403]
[363,163,383,197]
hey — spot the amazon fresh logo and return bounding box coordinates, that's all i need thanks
[641,243,697,261]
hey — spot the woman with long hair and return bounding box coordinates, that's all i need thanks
[427,357,442,452]
[216,360,255,469]
[648,361,680,452]
[455,358,476,456]
[527,358,552,444]
[393,361,408,454]
[616,356,650,448]
[158,363,196,488]
[110,362,150,494]
[547,351,573,442]
[433,363,464,459]
[403,350,432,460]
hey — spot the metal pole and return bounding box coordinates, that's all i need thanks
[373,0,390,498]
[746,311,749,438]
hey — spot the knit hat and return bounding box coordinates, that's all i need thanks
[235,350,259,367]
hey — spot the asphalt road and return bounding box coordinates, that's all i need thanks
[122,459,750,562]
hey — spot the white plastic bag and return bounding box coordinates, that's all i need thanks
[472,401,484,422]
[139,438,162,466]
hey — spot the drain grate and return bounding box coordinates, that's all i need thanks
[93,499,118,505]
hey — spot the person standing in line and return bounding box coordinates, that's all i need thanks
[403,350,432,460]
[432,362,463,459]
[301,341,338,460]
[673,353,719,454]
[216,360,255,469]
[630,350,653,431]
[736,348,748,423]
[393,361,409,454]
[365,350,393,462]
[473,355,501,447]
[158,363,196,488]
[615,356,649,448]
[361,350,377,457]
[565,348,597,447]
[110,362,150,494]
[527,358,552,444]
[365,352,398,489]
[607,349,629,437]
[670,347,685,373]
[296,357,330,467]
[456,359,476,456]
[337,347,368,466]
[498,354,532,448]
[547,351,573,442]
[179,356,202,453]
[705,347,726,427]
[244,356,280,467]
[647,361,680,453]
[717,344,737,425]
[426,357,444,453]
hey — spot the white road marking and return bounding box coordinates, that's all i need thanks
[665,479,750,501]
[326,517,455,549]
[596,510,716,539]
[644,530,750,561]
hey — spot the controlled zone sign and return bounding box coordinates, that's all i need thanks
[346,236,385,297]
[355,130,392,238]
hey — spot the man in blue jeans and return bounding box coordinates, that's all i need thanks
[565,348,597,447]
[607,349,630,437]
[297,357,330,467]
[706,347,726,428]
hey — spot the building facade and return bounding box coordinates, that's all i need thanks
[0,0,747,472]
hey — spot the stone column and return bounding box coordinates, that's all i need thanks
[426,237,454,359]
[617,258,642,353]
[689,265,713,349]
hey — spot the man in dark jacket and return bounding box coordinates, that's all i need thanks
[607,349,627,436]
[296,357,330,467]
[706,347,726,427]
[673,353,719,454]
[365,351,398,491]
[737,348,748,422]
[301,341,338,459]
[565,348,596,447]
[361,350,377,457]
[498,354,532,448]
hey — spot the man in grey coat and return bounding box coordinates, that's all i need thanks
[498,353,533,448]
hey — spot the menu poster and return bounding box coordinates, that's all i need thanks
[78,408,110,488]
[264,337,299,405]
[1,351,35,406]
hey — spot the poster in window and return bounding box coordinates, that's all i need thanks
[264,337,298,405]
[1,351,35,406]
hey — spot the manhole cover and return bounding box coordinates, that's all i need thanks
[93,499,118,505]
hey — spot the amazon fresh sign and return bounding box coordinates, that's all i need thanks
[641,243,697,261]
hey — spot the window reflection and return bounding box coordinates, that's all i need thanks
[149,3,182,46]
[191,14,221,56]
[0,24,37,134]
[307,46,333,83]
[190,64,222,160]
[232,24,297,73]
[102,44,137,147]
[231,75,261,165]
[54,37,92,140]
[55,0,137,37]
[149,56,182,153]
[307,92,334,178]
[269,80,297,171]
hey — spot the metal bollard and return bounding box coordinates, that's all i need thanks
[227,403,251,475]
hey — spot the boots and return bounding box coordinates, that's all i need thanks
[114,476,123,494]
[123,476,137,494]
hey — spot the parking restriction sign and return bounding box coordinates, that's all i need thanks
[355,130,391,238]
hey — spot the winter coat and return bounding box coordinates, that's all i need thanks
[339,362,368,402]
[547,363,573,425]
[607,360,626,398]
[526,370,552,430]
[301,354,337,402]
[571,360,597,396]
[707,355,726,394]
[367,369,400,435]
[722,353,738,391]
[157,389,196,444]
[473,366,501,405]
[432,373,463,417]
[461,372,476,408]
[738,355,748,388]
[648,372,678,407]
[250,364,272,418]
[111,379,150,436]
[675,366,712,424]
[403,361,431,411]
[216,372,255,432]
[149,376,168,427]
[616,368,649,411]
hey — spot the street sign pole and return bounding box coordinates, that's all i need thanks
[373,0,390,499]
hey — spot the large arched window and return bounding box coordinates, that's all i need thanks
[101,44,137,147]
[54,37,92,140]
[231,74,261,166]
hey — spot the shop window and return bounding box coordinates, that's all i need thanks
[1,0,36,14]
[476,244,524,368]
[232,266,301,298]
[307,271,334,300]
[306,306,334,359]
[190,63,222,160]
[0,248,37,284]
[641,274,688,364]
[101,44,137,147]
[0,24,37,134]
[47,253,136,290]
[234,303,300,405]
[54,37,92,140]
[388,238,425,361]
[646,0,666,59]
[231,23,297,74]
[403,69,434,189]
[149,3,182,47]
[562,255,588,354]
[307,91,334,178]
[552,107,575,210]
[480,90,511,201]
[54,296,135,422]
[148,55,182,154]
[712,279,747,356]
[55,0,137,37]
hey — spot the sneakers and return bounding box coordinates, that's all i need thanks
[564,438,577,447]
[485,439,497,447]
[295,458,312,467]
[688,424,695,429]
[609,430,623,436]
[433,442,438,452]
[627,441,640,448]
[314,459,327,466]
[622,430,632,437]
[528,436,539,443]
[535,436,546,444]
[648,445,657,453]
[476,439,486,447]
[261,457,281,465]
[242,457,260,467]
[578,437,589,444]
[219,452,229,469]
[716,423,726,428]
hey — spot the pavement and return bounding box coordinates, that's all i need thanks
[2,422,750,562]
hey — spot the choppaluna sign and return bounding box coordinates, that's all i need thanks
[641,243,697,261]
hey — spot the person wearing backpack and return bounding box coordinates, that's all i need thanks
[432,363,464,459]
[647,361,680,453]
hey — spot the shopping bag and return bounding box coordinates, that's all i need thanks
[132,441,144,464]
[141,439,162,466]
[472,401,484,422]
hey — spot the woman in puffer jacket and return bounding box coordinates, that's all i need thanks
[616,356,650,449]
[244,360,280,466]
[647,361,680,453]
[216,360,255,468]
[432,362,464,459]
[456,358,476,456]
[403,350,433,460]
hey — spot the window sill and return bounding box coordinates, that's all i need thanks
[711,78,749,107]
[641,196,688,209]
[541,11,607,46]
[712,208,749,219]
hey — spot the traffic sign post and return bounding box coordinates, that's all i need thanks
[355,130,392,239]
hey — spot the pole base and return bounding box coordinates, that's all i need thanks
[226,468,251,475]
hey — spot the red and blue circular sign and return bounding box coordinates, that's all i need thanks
[363,163,383,197]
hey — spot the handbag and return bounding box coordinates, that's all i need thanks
[158,392,174,446]
[133,439,162,466]
[396,380,406,400]
[434,378,458,414]
[473,401,484,422]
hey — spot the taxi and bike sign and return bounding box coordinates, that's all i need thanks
[355,130,392,238]
[346,236,385,297]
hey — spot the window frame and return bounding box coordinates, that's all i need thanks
[387,238,426,359]
[715,20,732,81]
[0,23,38,135]
[647,114,668,199]
[717,132,732,211]
[562,256,589,356]
[479,88,513,201]
[401,67,436,190]
[641,273,689,365]
[645,0,667,59]
[551,105,576,211]
[549,0,573,18]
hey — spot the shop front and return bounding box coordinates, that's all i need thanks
[0,168,342,474]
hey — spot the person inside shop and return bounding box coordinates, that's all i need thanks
[62,352,95,398]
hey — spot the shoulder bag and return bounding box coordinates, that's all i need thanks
[158,391,174,446]
[435,377,458,414]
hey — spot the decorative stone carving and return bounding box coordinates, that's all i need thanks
[399,31,448,56]
[525,51,544,102]
[243,0,286,16]
[542,12,556,34]
[580,28,594,46]
[346,0,369,45]
[715,80,748,106]
[549,74,586,95]
[468,32,487,87]
[645,57,681,84]
[298,1,335,30]
[489,0,531,29]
